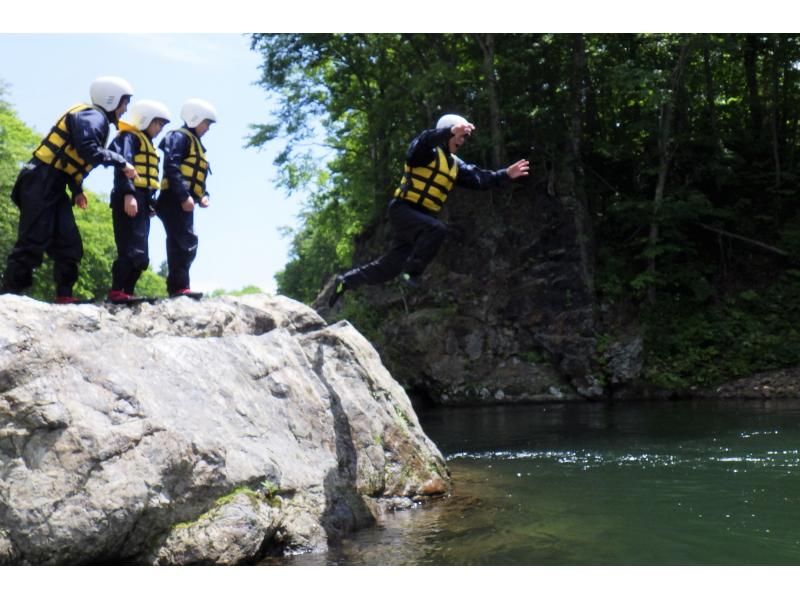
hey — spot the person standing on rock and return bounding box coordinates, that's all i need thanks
[327,113,529,307]
[1,76,138,304]
[106,100,172,304]
[156,98,217,299]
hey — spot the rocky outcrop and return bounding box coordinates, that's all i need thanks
[0,294,449,565]
[694,367,800,400]
[318,182,603,405]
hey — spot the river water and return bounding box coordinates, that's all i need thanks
[276,399,800,565]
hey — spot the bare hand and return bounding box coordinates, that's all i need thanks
[506,159,530,179]
[199,195,210,208]
[452,122,475,138]
[181,197,195,212]
[123,162,138,180]
[124,194,138,217]
[74,193,88,209]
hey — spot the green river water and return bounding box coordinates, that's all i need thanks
[276,399,800,565]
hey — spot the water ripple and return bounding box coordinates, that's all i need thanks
[448,448,800,470]
[740,430,780,438]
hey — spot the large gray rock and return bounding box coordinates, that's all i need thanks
[0,294,448,564]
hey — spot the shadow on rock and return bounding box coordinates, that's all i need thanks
[318,351,376,545]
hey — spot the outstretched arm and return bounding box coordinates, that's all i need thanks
[70,110,134,177]
[108,133,139,196]
[455,156,530,190]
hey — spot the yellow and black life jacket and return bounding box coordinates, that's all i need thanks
[33,103,103,186]
[117,120,160,190]
[160,128,210,200]
[393,146,458,213]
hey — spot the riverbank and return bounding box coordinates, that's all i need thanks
[693,366,800,400]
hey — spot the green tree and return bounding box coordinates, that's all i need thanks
[0,89,39,277]
[209,285,263,297]
[250,33,508,302]
[250,34,800,388]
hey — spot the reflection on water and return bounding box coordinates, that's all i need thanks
[274,399,800,565]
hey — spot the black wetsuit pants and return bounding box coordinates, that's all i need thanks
[110,189,153,294]
[342,199,448,289]
[155,190,198,295]
[1,164,83,297]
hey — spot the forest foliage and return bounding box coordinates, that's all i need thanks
[249,33,800,388]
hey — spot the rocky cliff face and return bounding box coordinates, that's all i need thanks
[0,294,449,565]
[318,182,619,405]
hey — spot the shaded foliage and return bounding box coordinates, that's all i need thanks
[249,34,800,388]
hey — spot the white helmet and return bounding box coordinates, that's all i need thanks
[90,76,134,112]
[128,100,171,131]
[181,98,218,128]
[436,113,468,129]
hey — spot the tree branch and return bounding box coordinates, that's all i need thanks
[696,223,791,258]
